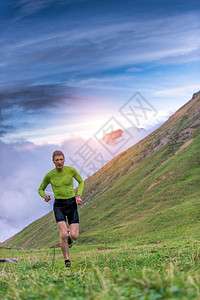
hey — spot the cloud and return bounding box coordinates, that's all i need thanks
[2,12,200,76]
[0,83,79,137]
[0,140,58,242]
[0,125,14,136]
[0,83,76,110]
[15,0,58,14]
[126,67,142,73]
[0,9,199,95]
[13,0,88,18]
[154,85,200,97]
[0,137,89,242]
[158,47,200,65]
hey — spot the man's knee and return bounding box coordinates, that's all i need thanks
[71,232,79,240]
[60,230,68,240]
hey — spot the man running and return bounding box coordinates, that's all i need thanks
[38,150,84,268]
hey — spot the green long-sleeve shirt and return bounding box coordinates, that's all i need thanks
[38,166,84,199]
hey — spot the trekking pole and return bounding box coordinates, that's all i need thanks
[52,246,56,269]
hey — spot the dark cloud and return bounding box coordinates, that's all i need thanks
[0,125,14,136]
[0,82,78,137]
[0,83,76,112]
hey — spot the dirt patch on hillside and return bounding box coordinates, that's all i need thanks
[147,171,174,191]
[21,226,47,247]
[147,180,161,191]
[146,139,194,191]
[141,204,162,216]
[175,139,194,155]
[161,138,194,166]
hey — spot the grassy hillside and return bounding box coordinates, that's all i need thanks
[5,91,200,249]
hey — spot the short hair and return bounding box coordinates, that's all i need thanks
[52,150,65,160]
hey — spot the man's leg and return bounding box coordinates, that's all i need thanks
[69,223,79,240]
[57,221,69,260]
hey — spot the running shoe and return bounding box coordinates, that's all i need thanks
[68,235,73,248]
[65,259,71,268]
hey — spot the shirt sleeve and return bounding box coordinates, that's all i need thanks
[38,173,50,198]
[72,168,84,196]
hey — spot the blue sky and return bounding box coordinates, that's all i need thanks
[0,0,200,144]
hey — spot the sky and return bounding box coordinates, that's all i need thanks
[0,0,200,242]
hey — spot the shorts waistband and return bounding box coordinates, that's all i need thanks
[54,197,75,203]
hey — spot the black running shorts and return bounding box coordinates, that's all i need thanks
[53,197,79,224]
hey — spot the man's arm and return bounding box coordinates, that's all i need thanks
[38,174,51,201]
[72,168,84,205]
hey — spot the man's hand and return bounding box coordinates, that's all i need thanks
[45,195,51,202]
[76,195,83,205]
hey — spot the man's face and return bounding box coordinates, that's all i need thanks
[53,155,65,171]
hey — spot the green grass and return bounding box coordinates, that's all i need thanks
[0,240,200,299]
